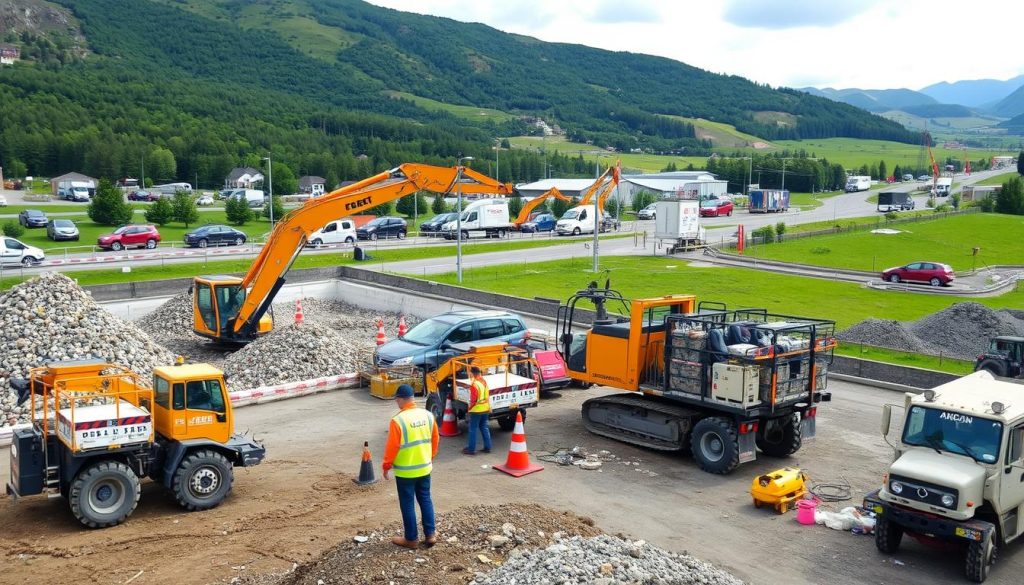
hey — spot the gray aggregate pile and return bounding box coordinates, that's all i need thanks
[837,318,935,353]
[477,534,744,585]
[909,302,1024,360]
[0,273,175,426]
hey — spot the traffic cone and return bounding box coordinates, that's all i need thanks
[375,317,387,346]
[397,315,408,337]
[494,412,544,478]
[294,298,304,326]
[439,398,461,437]
[353,441,379,485]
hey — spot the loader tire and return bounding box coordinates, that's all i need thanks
[756,415,802,457]
[70,460,141,528]
[172,450,233,511]
[965,531,996,583]
[691,417,739,475]
[426,393,444,425]
[874,515,903,554]
[976,359,1008,378]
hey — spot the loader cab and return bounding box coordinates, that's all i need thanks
[192,275,272,343]
[151,362,233,444]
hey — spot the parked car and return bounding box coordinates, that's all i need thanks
[127,190,151,202]
[918,175,931,181]
[308,218,356,246]
[880,262,955,286]
[46,219,80,242]
[374,310,529,370]
[599,215,622,232]
[420,212,458,236]
[636,203,657,220]
[183,224,247,248]
[357,216,407,240]
[0,237,45,267]
[520,212,557,233]
[699,198,734,217]
[196,195,215,206]
[18,209,48,228]
[97,224,162,251]
[902,173,914,181]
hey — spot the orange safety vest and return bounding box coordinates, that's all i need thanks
[469,378,490,414]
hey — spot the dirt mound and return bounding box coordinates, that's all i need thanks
[909,302,1024,360]
[837,319,935,353]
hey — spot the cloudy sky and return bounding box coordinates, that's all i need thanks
[365,0,1022,90]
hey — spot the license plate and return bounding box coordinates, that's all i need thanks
[955,527,982,541]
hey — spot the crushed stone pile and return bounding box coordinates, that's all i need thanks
[297,297,420,338]
[0,273,175,426]
[909,302,1024,360]
[480,534,744,585]
[221,322,367,390]
[836,319,936,354]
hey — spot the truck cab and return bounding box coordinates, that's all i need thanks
[867,371,1024,582]
[974,336,1024,379]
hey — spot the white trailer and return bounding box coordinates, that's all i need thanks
[654,200,705,253]
[845,176,871,192]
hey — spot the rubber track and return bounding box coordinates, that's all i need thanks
[582,393,700,451]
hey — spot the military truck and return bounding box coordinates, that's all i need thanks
[866,371,1024,582]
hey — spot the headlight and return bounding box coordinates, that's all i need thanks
[392,356,413,366]
[941,494,955,508]
[890,481,903,495]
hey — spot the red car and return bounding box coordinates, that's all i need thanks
[97,224,162,251]
[881,262,955,286]
[699,198,734,217]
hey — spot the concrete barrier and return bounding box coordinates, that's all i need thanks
[830,355,959,389]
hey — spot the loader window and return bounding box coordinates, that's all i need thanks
[173,383,185,410]
[154,376,170,409]
[186,380,226,413]
[196,284,216,332]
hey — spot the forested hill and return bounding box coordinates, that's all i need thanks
[0,0,916,186]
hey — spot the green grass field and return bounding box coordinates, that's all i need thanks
[1,204,98,215]
[749,213,1023,271]
[772,138,1008,171]
[835,343,974,375]
[505,136,706,173]
[385,91,515,123]
[659,116,773,148]
[975,171,1020,186]
[783,210,937,234]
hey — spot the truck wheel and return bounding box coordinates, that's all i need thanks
[966,531,996,583]
[497,409,525,431]
[976,359,1008,378]
[874,515,903,554]
[172,449,234,511]
[691,417,740,475]
[756,415,802,457]
[572,227,581,236]
[69,460,141,528]
[426,393,444,425]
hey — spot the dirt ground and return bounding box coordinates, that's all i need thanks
[1,380,1021,585]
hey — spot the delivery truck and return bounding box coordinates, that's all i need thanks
[934,177,953,197]
[441,199,511,239]
[877,191,915,212]
[747,189,789,213]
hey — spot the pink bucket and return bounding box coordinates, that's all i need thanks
[796,499,818,525]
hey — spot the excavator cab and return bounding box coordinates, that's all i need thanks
[192,275,272,343]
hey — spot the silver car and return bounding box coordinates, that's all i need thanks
[46,219,80,242]
[636,203,657,220]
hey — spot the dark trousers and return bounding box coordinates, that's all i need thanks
[467,412,492,453]
[395,474,435,541]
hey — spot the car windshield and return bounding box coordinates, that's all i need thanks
[54,220,74,228]
[645,204,657,210]
[401,316,458,345]
[902,405,1002,464]
[366,218,386,227]
[700,200,720,208]
[561,210,579,219]
[113,226,129,234]
[27,210,44,217]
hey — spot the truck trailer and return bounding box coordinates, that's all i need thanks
[877,191,915,212]
[845,176,871,192]
[747,190,789,213]
[442,199,511,239]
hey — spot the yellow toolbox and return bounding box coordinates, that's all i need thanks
[750,467,808,514]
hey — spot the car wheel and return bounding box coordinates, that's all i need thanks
[345,236,354,244]
[234,237,244,246]
[145,239,157,250]
[310,238,323,247]
[728,210,733,217]
[21,256,36,267]
[397,231,406,240]
[929,277,941,287]
[198,238,208,248]
[572,227,581,236]
[111,241,124,251]
[888,274,900,283]
[461,230,469,240]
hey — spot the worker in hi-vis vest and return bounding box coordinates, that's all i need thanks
[463,366,492,455]
[383,384,439,549]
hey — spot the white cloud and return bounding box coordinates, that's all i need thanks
[722,0,878,29]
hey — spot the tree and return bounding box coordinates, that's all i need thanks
[395,192,428,218]
[262,195,285,221]
[2,220,25,238]
[892,164,902,180]
[507,196,523,219]
[148,147,177,182]
[878,160,887,181]
[224,195,254,225]
[172,191,200,227]
[431,192,447,214]
[6,159,27,178]
[269,161,298,196]
[996,177,1024,215]
[775,221,786,242]
[500,138,511,149]
[605,196,622,217]
[552,196,573,218]
[144,197,174,225]
[1018,151,1024,176]
[631,190,656,213]
[661,162,678,172]
[88,179,134,226]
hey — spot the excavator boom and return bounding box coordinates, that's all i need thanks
[193,164,512,342]
[513,187,572,226]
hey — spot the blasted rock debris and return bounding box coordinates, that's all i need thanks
[836,318,936,354]
[908,302,1024,360]
[0,273,175,426]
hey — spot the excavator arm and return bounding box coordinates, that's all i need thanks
[193,164,512,343]
[594,163,621,211]
[578,166,616,206]
[513,187,572,226]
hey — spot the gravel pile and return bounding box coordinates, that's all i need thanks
[0,273,175,426]
[221,322,368,390]
[909,302,1024,360]
[480,534,744,585]
[142,290,195,337]
[836,319,935,353]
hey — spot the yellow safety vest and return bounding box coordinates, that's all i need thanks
[469,378,490,414]
[392,408,435,478]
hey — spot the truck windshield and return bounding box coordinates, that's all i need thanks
[902,405,1003,464]
[561,210,579,220]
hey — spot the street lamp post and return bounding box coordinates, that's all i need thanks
[262,157,274,227]
[456,156,474,283]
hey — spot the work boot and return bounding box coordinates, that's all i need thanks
[392,536,418,549]
[462,448,476,456]
[423,534,437,547]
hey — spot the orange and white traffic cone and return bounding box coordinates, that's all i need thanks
[294,298,304,326]
[354,441,378,485]
[375,317,387,346]
[494,411,544,478]
[439,398,461,437]
[397,315,408,337]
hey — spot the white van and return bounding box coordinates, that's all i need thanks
[308,218,356,246]
[222,188,266,208]
[556,205,598,236]
[1,237,45,267]
[441,200,510,239]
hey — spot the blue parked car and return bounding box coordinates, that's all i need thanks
[520,213,556,233]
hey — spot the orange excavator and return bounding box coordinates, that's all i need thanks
[511,187,573,228]
[578,164,619,206]
[192,164,513,343]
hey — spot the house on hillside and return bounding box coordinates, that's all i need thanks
[298,175,326,196]
[0,44,19,65]
[224,167,264,189]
